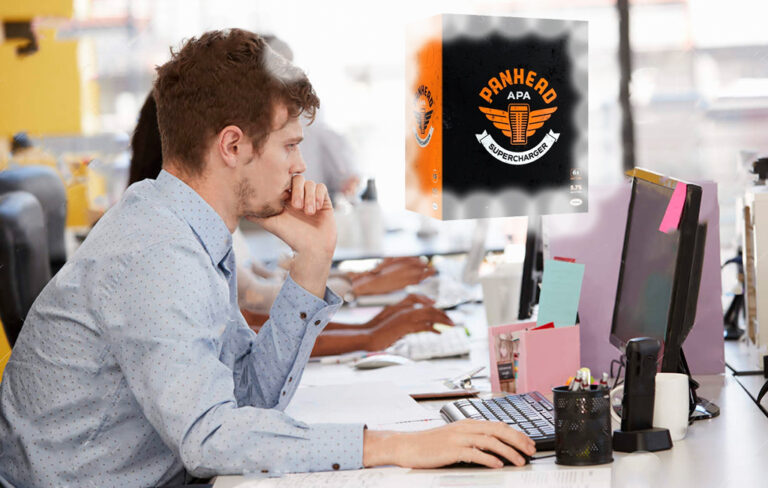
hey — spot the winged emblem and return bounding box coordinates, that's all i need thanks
[414,108,434,136]
[479,104,557,146]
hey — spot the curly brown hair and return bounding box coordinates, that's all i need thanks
[153,28,319,176]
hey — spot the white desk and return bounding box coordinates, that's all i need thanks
[241,227,507,265]
[214,371,768,487]
[410,374,768,487]
[214,298,768,487]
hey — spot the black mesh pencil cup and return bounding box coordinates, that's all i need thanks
[552,385,613,466]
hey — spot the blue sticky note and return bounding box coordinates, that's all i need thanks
[536,259,585,328]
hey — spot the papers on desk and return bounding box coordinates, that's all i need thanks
[218,468,410,488]
[217,467,612,488]
[284,382,443,431]
[300,357,488,398]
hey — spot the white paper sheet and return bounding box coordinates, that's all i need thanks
[283,381,441,428]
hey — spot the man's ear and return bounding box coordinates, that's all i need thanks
[218,125,246,169]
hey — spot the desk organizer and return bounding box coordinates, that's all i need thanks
[489,321,580,394]
[552,385,613,466]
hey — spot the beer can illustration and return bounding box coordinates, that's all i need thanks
[508,103,530,145]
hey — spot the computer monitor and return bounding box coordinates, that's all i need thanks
[518,216,543,320]
[610,169,718,419]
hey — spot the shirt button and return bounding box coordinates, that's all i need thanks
[288,376,293,382]
[300,312,307,319]
[282,391,286,396]
[332,463,340,470]
[261,469,269,474]
[314,320,321,325]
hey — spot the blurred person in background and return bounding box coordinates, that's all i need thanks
[6,132,56,168]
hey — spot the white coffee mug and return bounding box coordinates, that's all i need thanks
[609,372,689,441]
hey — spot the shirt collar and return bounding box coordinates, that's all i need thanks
[155,169,233,267]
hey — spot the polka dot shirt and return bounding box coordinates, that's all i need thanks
[0,170,363,487]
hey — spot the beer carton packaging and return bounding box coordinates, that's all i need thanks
[406,15,588,220]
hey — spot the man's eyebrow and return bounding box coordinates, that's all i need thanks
[284,135,304,144]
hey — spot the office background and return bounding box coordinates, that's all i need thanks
[3,0,766,238]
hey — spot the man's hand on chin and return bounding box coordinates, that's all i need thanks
[253,175,336,298]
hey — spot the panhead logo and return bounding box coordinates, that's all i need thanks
[413,84,434,147]
[475,68,560,166]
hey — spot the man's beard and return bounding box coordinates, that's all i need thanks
[237,177,285,219]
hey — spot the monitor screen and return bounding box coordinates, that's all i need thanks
[611,171,714,417]
[611,179,680,346]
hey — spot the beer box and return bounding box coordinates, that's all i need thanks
[406,14,588,220]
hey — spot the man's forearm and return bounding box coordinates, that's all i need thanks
[290,249,332,299]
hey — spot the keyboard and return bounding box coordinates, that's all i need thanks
[440,391,556,450]
[387,327,471,360]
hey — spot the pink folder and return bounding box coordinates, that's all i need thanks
[489,321,581,395]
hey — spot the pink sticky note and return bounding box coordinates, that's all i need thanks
[659,182,686,234]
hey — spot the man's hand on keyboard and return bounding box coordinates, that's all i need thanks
[367,305,453,351]
[363,419,536,469]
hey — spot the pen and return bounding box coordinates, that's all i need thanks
[599,372,609,390]
[444,366,486,390]
[570,370,582,391]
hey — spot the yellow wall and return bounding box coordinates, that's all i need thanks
[0,318,11,381]
[0,29,98,137]
[0,0,74,20]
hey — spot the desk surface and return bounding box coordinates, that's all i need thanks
[214,373,768,487]
[242,226,507,264]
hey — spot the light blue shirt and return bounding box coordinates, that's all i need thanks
[0,170,363,487]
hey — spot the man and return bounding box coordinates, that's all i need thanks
[126,90,450,355]
[0,29,534,487]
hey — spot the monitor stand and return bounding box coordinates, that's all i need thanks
[680,349,720,420]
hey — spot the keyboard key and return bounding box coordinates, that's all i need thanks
[459,404,482,417]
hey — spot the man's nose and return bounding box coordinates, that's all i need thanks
[291,152,307,174]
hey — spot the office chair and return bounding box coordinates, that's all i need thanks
[0,166,67,275]
[0,191,52,347]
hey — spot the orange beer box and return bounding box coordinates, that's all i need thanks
[406,15,588,220]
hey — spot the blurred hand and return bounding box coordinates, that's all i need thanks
[392,293,436,308]
[366,293,441,327]
[349,257,435,296]
[367,305,453,351]
[363,419,536,468]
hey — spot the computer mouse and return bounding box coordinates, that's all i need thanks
[353,354,412,370]
[447,450,531,468]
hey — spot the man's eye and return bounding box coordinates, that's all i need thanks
[286,144,297,151]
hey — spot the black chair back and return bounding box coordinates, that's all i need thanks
[0,191,51,346]
[0,166,67,274]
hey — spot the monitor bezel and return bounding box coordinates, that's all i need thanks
[609,169,702,373]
